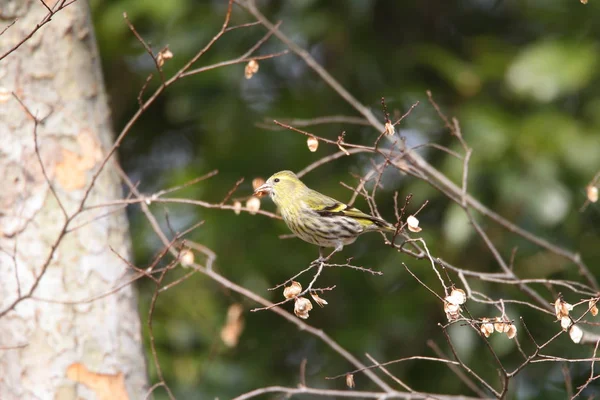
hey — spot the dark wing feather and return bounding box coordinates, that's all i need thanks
[307,192,393,230]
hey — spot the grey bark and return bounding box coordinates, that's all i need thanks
[0,1,148,398]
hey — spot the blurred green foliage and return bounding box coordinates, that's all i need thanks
[91,0,600,398]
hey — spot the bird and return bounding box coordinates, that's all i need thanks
[254,170,396,260]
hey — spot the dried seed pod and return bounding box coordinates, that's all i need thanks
[233,200,242,215]
[246,196,261,215]
[384,121,395,136]
[569,325,583,343]
[179,248,194,267]
[283,281,302,299]
[252,177,265,190]
[587,185,598,203]
[346,373,355,389]
[406,215,422,233]
[560,316,572,330]
[157,47,173,67]
[506,324,517,339]
[444,301,461,321]
[294,297,313,319]
[446,288,466,305]
[307,136,319,152]
[310,293,328,308]
[554,297,573,320]
[494,317,510,333]
[220,303,244,348]
[480,318,494,338]
[589,299,598,317]
[245,59,259,79]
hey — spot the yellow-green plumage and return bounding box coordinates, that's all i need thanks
[254,170,395,256]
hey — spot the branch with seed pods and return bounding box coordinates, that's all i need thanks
[5,1,600,399]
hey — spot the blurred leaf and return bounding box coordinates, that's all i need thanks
[415,44,482,97]
[459,103,514,161]
[506,40,598,102]
[515,110,600,175]
[583,97,600,127]
[498,158,571,226]
[517,111,583,157]
[470,36,516,82]
[443,203,473,249]
[557,128,600,175]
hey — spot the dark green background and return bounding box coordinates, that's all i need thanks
[91,0,600,398]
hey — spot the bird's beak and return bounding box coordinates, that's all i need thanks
[254,182,272,197]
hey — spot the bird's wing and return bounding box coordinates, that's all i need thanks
[305,190,393,230]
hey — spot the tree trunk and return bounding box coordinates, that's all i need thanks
[0,1,148,398]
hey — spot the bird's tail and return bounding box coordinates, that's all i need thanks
[373,218,397,233]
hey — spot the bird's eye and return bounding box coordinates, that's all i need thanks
[274,178,280,183]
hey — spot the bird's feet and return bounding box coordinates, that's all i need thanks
[312,245,343,265]
[311,256,326,266]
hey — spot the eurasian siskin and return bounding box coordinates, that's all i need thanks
[254,170,395,258]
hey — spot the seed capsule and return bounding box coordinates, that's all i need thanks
[307,136,319,152]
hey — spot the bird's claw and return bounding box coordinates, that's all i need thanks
[311,257,326,265]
